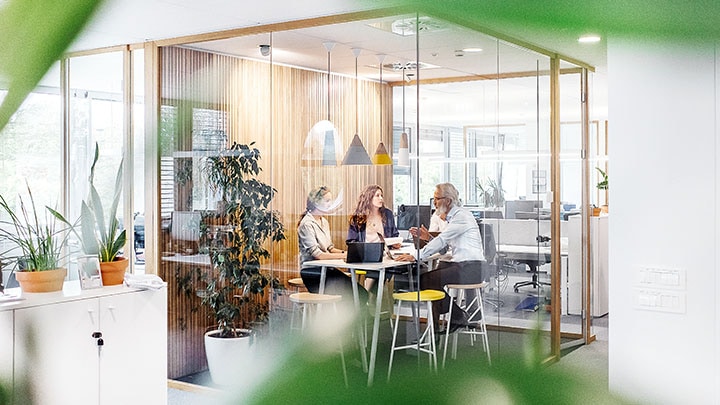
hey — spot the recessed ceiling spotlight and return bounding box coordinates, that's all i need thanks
[462,47,483,53]
[578,35,601,43]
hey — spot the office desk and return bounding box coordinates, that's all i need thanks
[302,258,409,386]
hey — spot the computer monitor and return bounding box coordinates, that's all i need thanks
[396,204,432,230]
[504,200,542,219]
[171,211,202,253]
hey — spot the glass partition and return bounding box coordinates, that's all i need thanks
[152,11,597,385]
[67,52,125,278]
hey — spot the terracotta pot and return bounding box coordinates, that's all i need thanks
[15,268,67,293]
[100,257,129,286]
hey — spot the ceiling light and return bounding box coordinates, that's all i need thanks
[462,47,483,53]
[578,35,601,43]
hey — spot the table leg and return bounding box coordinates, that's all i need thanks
[349,270,368,373]
[367,268,385,386]
[319,266,327,294]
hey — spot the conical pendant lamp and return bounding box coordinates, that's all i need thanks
[397,71,410,166]
[302,41,341,166]
[372,54,392,165]
[342,48,372,165]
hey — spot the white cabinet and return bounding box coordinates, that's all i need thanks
[4,285,167,405]
[0,310,13,385]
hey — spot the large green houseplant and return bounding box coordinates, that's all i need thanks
[0,185,72,292]
[200,142,285,385]
[56,143,128,285]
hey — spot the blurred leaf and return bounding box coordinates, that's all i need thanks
[0,0,104,132]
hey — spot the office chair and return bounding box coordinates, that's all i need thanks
[512,235,551,293]
[477,222,509,311]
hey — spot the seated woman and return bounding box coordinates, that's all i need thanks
[298,186,368,304]
[347,184,400,245]
[347,184,401,291]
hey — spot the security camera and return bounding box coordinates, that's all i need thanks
[259,44,271,57]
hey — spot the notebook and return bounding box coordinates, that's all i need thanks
[345,242,385,263]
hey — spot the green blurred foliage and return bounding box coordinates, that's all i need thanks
[367,0,720,41]
[0,0,104,132]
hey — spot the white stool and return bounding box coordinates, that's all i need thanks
[387,289,445,381]
[442,282,491,368]
[288,278,305,331]
[289,292,347,386]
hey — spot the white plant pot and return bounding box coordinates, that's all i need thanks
[204,328,254,386]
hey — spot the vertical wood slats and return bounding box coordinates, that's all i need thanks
[161,46,393,378]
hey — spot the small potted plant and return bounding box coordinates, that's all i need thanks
[0,185,72,292]
[198,142,285,385]
[596,167,609,214]
[56,143,127,285]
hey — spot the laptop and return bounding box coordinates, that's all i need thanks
[345,242,385,263]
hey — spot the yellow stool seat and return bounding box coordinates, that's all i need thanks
[392,289,445,302]
[388,289,444,380]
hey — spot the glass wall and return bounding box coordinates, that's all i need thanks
[0,9,602,387]
[0,66,63,286]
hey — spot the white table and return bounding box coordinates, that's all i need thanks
[302,258,410,386]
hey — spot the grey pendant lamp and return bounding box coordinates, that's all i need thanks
[342,47,372,165]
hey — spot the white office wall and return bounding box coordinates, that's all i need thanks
[608,37,719,403]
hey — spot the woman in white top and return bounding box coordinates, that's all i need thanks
[298,186,368,303]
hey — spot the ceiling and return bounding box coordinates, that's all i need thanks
[69,0,609,125]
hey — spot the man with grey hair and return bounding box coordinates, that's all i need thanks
[396,182,486,331]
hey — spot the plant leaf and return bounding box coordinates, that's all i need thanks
[0,0,105,132]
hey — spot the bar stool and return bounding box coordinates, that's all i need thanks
[442,282,491,368]
[387,289,445,380]
[288,277,306,331]
[289,292,348,386]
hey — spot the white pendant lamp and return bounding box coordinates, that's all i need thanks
[302,41,341,166]
[372,54,392,165]
[342,48,372,165]
[397,71,410,166]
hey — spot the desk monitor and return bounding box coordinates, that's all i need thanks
[396,204,432,230]
[505,200,542,219]
[171,211,202,253]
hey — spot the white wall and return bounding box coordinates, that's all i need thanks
[608,37,719,403]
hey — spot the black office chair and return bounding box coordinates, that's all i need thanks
[512,235,551,293]
[477,221,508,311]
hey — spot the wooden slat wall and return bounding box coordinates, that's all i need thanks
[160,46,393,378]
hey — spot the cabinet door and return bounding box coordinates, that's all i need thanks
[0,310,13,390]
[99,289,167,405]
[14,298,100,405]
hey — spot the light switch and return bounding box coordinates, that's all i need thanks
[634,288,686,314]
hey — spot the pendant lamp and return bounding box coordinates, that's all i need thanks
[372,54,392,165]
[397,71,410,166]
[342,48,372,165]
[302,41,341,166]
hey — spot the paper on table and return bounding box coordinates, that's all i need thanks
[384,237,403,246]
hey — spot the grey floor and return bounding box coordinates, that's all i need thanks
[167,289,610,404]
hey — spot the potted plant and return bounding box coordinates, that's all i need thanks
[200,142,285,385]
[476,177,505,210]
[596,167,609,213]
[0,185,72,292]
[56,143,127,285]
